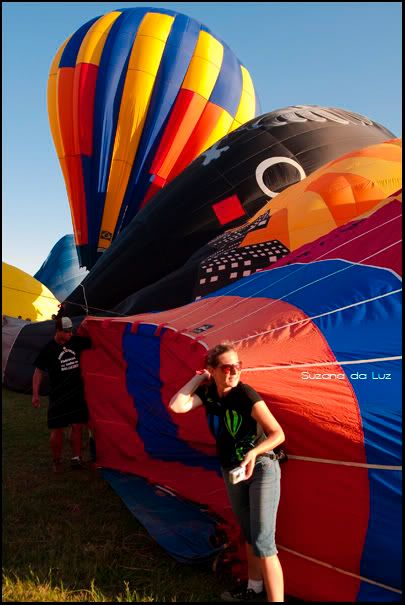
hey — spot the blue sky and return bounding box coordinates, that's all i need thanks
[2,2,402,276]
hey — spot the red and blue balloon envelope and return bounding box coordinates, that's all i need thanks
[3,188,401,599]
[76,192,402,601]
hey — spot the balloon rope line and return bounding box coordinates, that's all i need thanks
[242,356,401,371]
[61,245,401,324]
[249,210,402,290]
[169,212,402,321]
[276,545,402,594]
[3,285,59,302]
[219,237,402,309]
[199,240,402,339]
[59,300,130,317]
[233,289,402,344]
[187,239,402,333]
[310,212,401,262]
[80,284,89,315]
[61,215,401,321]
[282,455,401,470]
[167,212,402,324]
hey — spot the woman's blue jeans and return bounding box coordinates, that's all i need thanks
[222,455,281,557]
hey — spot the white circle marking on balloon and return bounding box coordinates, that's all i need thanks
[255,157,307,199]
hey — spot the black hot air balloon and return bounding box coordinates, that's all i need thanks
[62,105,395,317]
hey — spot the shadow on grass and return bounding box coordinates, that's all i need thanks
[2,388,232,602]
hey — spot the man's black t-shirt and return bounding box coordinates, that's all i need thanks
[195,381,265,468]
[34,335,91,408]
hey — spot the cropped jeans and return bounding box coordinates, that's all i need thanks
[222,455,281,557]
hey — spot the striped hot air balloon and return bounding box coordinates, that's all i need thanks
[47,7,259,269]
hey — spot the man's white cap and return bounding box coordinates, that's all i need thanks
[60,317,73,330]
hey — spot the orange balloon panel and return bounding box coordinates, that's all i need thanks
[241,139,402,252]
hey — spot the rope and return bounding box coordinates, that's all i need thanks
[276,545,402,595]
[285,454,401,471]
[60,212,402,322]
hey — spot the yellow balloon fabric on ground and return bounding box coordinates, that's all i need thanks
[2,263,60,322]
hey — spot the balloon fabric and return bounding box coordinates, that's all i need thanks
[48,7,259,269]
[63,106,396,318]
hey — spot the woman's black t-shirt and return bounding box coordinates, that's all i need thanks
[195,381,264,468]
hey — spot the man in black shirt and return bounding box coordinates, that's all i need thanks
[32,316,91,472]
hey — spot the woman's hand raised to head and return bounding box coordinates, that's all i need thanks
[168,370,207,413]
[196,369,211,381]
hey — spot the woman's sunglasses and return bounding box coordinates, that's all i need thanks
[217,362,242,374]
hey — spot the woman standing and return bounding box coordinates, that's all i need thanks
[169,342,285,602]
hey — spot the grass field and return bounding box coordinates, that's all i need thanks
[2,387,234,602]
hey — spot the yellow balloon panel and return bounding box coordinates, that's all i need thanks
[230,65,256,131]
[2,263,60,322]
[182,31,224,98]
[47,38,70,159]
[77,12,122,66]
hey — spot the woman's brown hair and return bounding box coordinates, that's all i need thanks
[206,341,237,368]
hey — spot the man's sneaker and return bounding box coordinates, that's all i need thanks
[70,457,85,470]
[221,582,266,602]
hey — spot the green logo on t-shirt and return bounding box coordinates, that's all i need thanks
[225,409,242,437]
[235,435,257,462]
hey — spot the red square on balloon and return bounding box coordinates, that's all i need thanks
[212,195,246,225]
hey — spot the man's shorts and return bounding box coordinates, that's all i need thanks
[222,455,281,557]
[47,399,88,429]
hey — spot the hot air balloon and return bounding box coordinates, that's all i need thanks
[75,193,401,601]
[2,263,60,322]
[110,137,402,315]
[48,7,259,269]
[34,235,88,301]
[62,105,396,317]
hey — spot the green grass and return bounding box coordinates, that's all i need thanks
[2,387,232,602]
